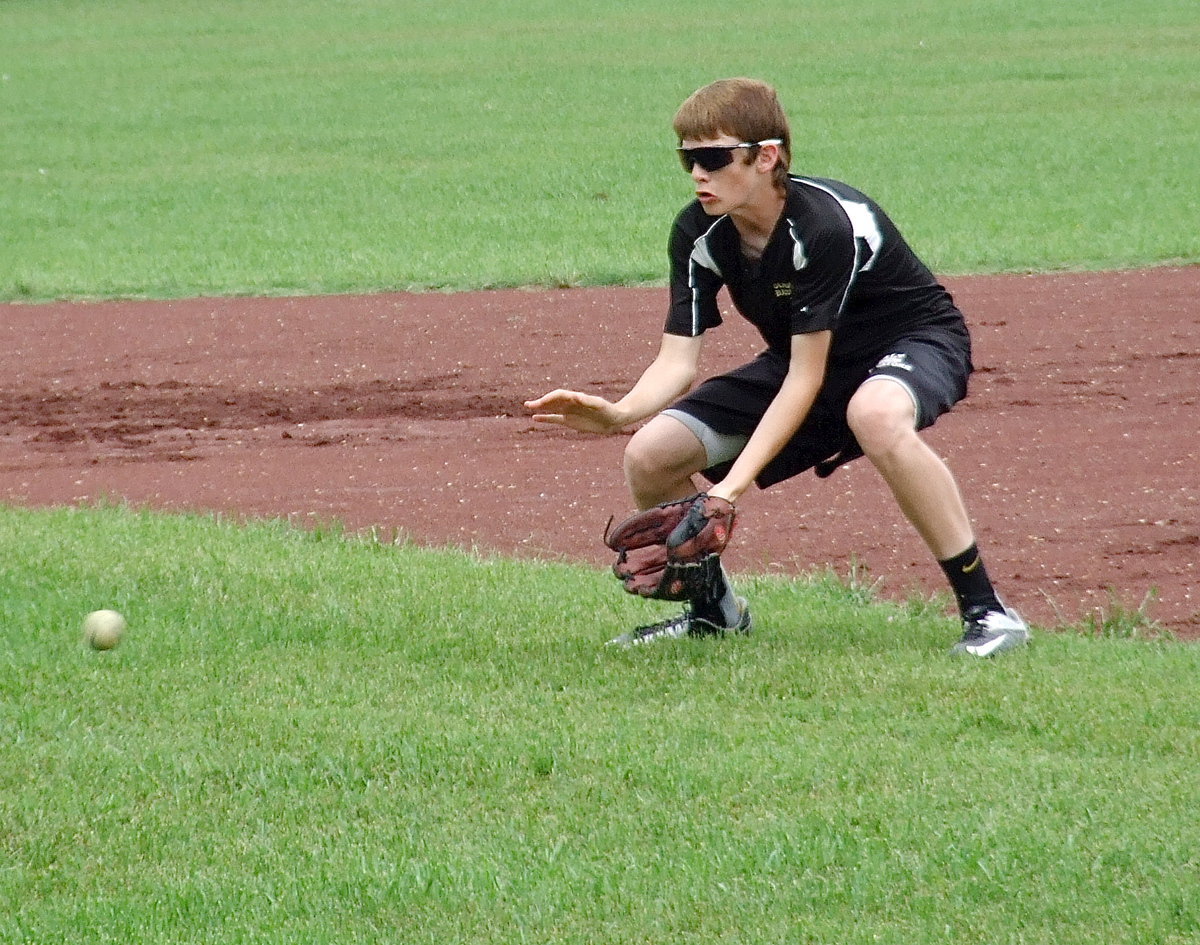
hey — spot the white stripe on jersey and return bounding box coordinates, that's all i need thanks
[794,176,885,315]
[786,218,809,269]
[688,217,726,335]
[794,176,883,272]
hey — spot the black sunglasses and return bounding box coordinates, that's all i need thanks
[677,139,783,173]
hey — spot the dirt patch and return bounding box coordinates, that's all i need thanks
[2,268,1197,636]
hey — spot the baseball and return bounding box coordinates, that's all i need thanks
[83,609,126,651]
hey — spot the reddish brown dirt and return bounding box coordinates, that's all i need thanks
[2,268,1197,636]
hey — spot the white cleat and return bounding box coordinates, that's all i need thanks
[952,606,1030,657]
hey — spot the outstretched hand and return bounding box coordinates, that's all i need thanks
[524,389,627,435]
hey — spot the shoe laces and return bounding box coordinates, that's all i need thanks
[962,605,998,636]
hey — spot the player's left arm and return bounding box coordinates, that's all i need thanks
[706,330,831,503]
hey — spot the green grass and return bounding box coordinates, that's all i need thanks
[3,504,1198,944]
[3,4,1198,940]
[2,0,1198,300]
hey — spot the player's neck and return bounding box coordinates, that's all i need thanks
[730,186,786,258]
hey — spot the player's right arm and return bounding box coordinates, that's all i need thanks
[526,207,717,435]
[524,332,704,435]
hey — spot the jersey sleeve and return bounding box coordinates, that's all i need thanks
[664,208,724,337]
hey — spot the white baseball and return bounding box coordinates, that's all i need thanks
[83,609,126,650]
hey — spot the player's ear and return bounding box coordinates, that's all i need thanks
[757,141,780,172]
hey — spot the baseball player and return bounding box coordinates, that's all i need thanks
[526,77,1029,656]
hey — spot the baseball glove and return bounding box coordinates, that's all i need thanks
[603,493,737,600]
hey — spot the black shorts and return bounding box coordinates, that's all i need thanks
[668,316,973,488]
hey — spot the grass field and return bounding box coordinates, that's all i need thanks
[3,505,1199,944]
[3,2,1200,942]
[2,0,1198,300]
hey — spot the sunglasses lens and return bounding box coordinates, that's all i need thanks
[678,147,735,172]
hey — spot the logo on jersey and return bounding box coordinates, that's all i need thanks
[874,353,914,373]
[773,282,792,298]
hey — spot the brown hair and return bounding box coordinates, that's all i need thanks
[673,78,792,187]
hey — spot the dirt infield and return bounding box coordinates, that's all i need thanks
[1,267,1196,636]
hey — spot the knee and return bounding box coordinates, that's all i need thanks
[622,419,707,506]
[622,433,652,485]
[846,381,917,458]
[623,429,673,489]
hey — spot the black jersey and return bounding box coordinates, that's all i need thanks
[665,176,959,360]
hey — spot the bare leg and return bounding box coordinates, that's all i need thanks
[621,413,744,628]
[846,379,974,560]
[623,414,710,509]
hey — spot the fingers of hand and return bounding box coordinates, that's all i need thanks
[526,391,591,426]
[526,389,593,407]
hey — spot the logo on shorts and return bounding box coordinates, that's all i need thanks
[773,282,792,298]
[874,352,914,373]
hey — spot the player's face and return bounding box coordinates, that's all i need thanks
[679,135,775,217]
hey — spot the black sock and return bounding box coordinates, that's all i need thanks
[691,561,740,627]
[938,543,1003,617]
